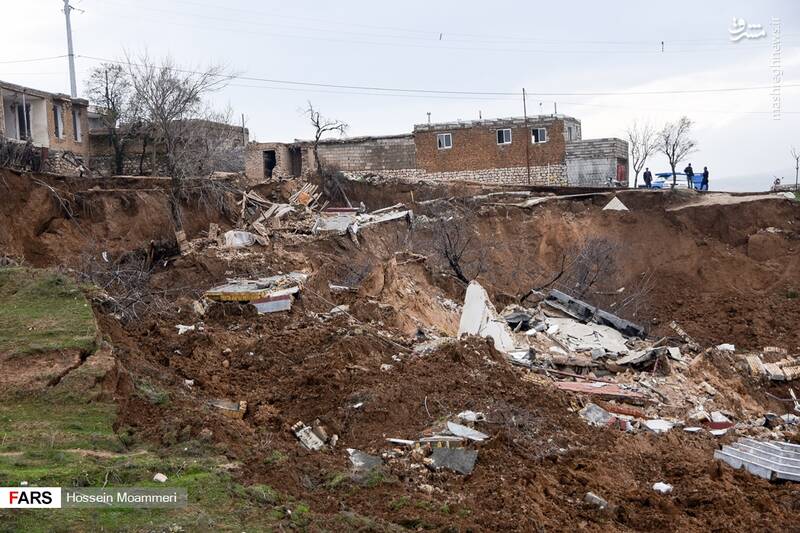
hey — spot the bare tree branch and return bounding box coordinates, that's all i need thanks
[305,101,348,176]
[627,120,657,188]
[658,116,697,188]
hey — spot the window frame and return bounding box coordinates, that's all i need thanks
[72,107,82,142]
[496,128,512,145]
[54,103,64,139]
[437,132,453,150]
[531,127,548,144]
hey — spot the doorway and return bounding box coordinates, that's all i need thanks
[263,150,276,178]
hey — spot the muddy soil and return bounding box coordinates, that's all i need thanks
[3,171,800,530]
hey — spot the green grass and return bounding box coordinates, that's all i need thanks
[0,268,97,357]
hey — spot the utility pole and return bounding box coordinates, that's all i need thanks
[522,88,531,185]
[63,0,78,97]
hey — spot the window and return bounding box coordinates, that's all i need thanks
[437,132,452,150]
[566,126,574,141]
[531,127,548,144]
[54,104,64,139]
[72,107,82,142]
[496,128,512,145]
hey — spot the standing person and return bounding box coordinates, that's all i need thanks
[684,163,694,189]
[701,166,709,191]
[643,167,653,188]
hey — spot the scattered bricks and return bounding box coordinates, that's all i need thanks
[763,363,786,381]
[745,355,766,377]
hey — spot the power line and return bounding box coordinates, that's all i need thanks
[94,0,791,55]
[0,55,68,64]
[115,0,800,48]
[77,54,800,98]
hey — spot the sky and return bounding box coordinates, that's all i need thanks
[2,0,799,190]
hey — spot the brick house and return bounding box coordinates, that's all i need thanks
[246,114,628,187]
[0,80,90,174]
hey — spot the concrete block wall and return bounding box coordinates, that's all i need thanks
[317,135,415,172]
[566,138,629,186]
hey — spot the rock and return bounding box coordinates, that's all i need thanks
[153,473,168,483]
[419,483,434,495]
[652,482,673,494]
[584,491,608,509]
[347,449,382,472]
[222,359,230,369]
[429,448,478,475]
[716,343,735,352]
[710,411,732,424]
[590,348,606,360]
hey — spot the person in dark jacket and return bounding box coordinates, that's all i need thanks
[701,166,709,191]
[643,167,652,188]
[684,163,694,189]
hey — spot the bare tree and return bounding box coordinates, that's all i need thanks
[658,116,697,188]
[85,63,146,175]
[305,101,347,175]
[433,215,485,285]
[791,146,799,190]
[126,52,232,231]
[626,121,657,188]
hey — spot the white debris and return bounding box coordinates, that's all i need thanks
[710,411,732,424]
[175,324,195,335]
[447,421,489,442]
[456,410,486,423]
[153,473,168,483]
[716,343,736,352]
[545,317,630,354]
[584,491,608,509]
[652,482,673,494]
[292,421,325,451]
[602,197,629,211]
[458,281,517,353]
[222,230,259,248]
[644,419,674,433]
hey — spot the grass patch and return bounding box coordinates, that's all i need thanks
[0,268,96,357]
[135,380,170,406]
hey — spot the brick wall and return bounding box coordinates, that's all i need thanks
[46,99,89,156]
[414,117,566,173]
[566,138,629,186]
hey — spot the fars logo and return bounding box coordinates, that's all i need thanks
[0,487,61,508]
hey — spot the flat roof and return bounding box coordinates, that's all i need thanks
[414,115,580,131]
[0,79,89,105]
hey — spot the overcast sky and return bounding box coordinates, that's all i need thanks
[3,0,798,190]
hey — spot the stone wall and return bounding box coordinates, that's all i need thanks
[414,117,567,173]
[341,163,568,186]
[565,138,629,187]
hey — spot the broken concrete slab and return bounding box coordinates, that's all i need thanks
[602,197,629,211]
[545,290,646,338]
[554,381,649,403]
[313,210,358,234]
[458,281,517,353]
[644,419,674,433]
[430,447,478,475]
[446,421,489,442]
[205,273,309,314]
[715,438,800,482]
[292,421,325,451]
[208,399,247,419]
[222,230,263,248]
[545,317,630,355]
[347,448,383,472]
